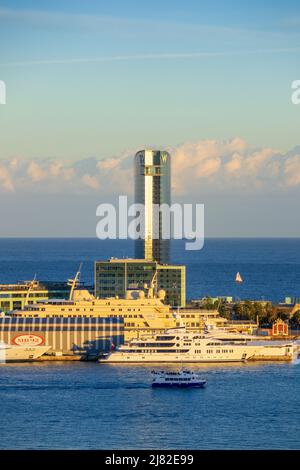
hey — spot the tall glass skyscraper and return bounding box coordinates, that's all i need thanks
[134,149,171,264]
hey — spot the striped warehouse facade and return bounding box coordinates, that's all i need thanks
[0,317,124,356]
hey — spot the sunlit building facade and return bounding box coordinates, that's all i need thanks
[95,258,186,307]
[134,149,171,264]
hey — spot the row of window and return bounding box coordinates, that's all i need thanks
[0,293,47,299]
[0,326,123,332]
[122,349,189,354]
[30,308,144,314]
[165,378,191,382]
[203,349,234,354]
[2,317,120,323]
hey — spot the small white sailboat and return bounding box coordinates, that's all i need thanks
[235,272,243,283]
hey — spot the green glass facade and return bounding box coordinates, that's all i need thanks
[94,259,186,307]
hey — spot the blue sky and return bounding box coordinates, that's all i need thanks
[0,1,300,236]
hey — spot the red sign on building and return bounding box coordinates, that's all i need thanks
[272,319,288,336]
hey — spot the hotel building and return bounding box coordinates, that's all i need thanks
[134,149,171,264]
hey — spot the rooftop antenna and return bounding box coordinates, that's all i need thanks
[68,263,83,301]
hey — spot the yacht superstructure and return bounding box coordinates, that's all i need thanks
[10,270,227,341]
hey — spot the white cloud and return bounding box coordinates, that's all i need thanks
[225,153,242,174]
[27,161,47,182]
[0,166,14,192]
[284,154,300,186]
[81,174,100,190]
[0,138,300,196]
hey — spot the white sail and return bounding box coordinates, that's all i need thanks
[235,272,243,283]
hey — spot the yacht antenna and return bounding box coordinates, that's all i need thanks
[24,274,37,307]
[68,263,82,301]
[149,269,158,298]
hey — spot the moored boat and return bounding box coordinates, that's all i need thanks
[0,341,50,363]
[99,327,297,363]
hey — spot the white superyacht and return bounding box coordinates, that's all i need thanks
[99,327,296,363]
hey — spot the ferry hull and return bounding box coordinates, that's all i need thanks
[152,382,206,388]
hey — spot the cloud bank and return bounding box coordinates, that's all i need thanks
[1,138,300,199]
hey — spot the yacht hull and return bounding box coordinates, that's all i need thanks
[0,345,50,362]
[99,352,249,363]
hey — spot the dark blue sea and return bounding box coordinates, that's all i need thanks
[0,238,300,449]
[0,237,300,302]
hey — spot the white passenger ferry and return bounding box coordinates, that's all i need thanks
[99,328,296,363]
[152,369,206,388]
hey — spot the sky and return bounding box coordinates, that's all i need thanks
[0,0,300,237]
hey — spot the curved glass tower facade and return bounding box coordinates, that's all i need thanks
[134,149,171,264]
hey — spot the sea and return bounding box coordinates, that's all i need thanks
[0,237,300,450]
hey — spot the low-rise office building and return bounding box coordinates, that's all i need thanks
[94,258,186,307]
